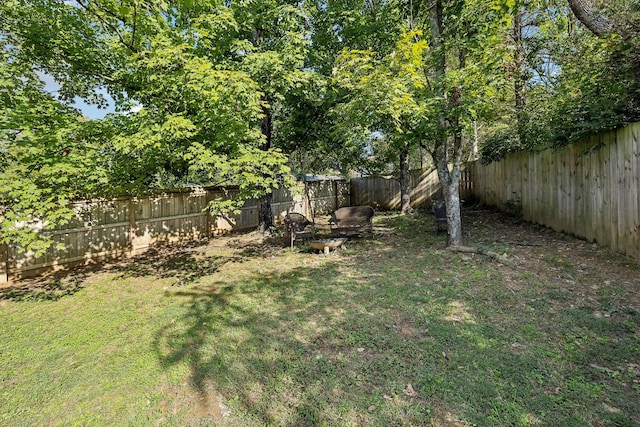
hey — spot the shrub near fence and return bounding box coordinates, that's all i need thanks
[469,122,640,260]
[0,180,349,283]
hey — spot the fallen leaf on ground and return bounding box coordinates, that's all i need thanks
[603,403,621,413]
[404,383,417,397]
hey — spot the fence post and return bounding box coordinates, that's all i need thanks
[303,181,310,219]
[128,198,137,256]
[205,189,213,237]
[0,243,9,284]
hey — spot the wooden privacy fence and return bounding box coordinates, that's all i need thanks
[350,167,474,210]
[468,122,640,260]
[0,179,349,282]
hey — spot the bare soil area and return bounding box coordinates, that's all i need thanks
[460,207,640,311]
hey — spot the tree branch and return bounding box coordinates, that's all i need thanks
[75,0,139,53]
[567,0,612,36]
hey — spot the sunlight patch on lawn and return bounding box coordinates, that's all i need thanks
[442,300,476,324]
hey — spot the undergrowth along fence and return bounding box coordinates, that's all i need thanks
[468,122,640,260]
[0,179,348,282]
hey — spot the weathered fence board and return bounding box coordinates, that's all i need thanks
[350,175,402,209]
[2,180,347,282]
[351,169,436,210]
[350,167,473,210]
[469,122,640,260]
[307,180,350,220]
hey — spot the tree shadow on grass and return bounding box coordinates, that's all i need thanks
[0,275,86,301]
[0,241,237,301]
[150,213,640,426]
[0,227,291,302]
[111,248,243,287]
[109,232,297,288]
[153,260,389,422]
[151,258,502,425]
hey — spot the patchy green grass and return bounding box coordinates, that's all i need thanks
[1,210,639,426]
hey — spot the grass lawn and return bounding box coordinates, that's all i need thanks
[1,209,639,426]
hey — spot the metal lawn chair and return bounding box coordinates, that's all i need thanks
[284,213,315,249]
[432,200,447,235]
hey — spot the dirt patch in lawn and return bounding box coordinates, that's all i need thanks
[460,207,640,311]
[159,382,231,425]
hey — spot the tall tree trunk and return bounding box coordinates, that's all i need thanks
[438,161,463,247]
[472,121,479,160]
[254,27,275,234]
[429,0,463,247]
[513,8,528,147]
[399,145,411,215]
[446,102,464,248]
[257,194,274,233]
[258,104,274,233]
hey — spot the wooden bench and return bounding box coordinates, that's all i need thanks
[329,206,375,237]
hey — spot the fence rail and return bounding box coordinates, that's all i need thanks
[1,180,349,282]
[468,122,640,260]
